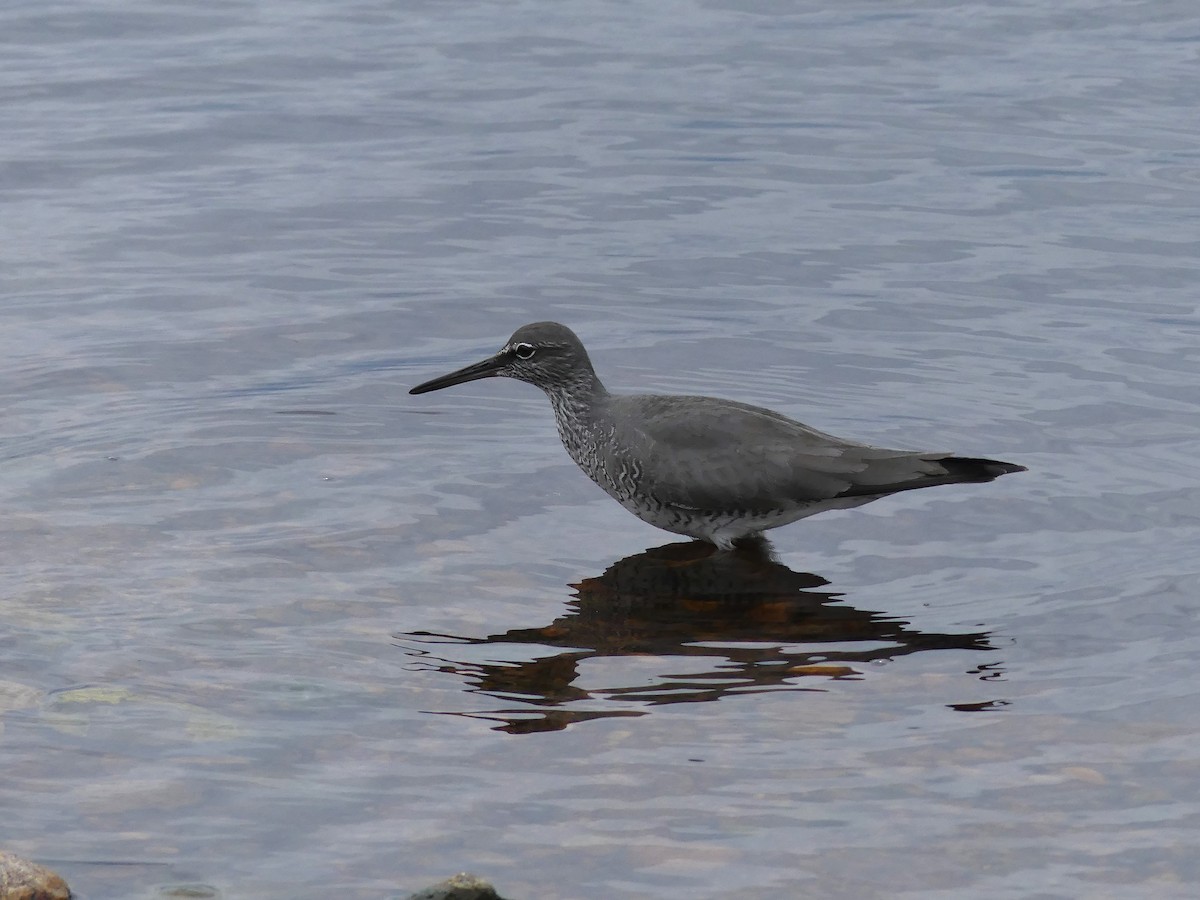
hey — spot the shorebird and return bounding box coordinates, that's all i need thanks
[409,322,1024,549]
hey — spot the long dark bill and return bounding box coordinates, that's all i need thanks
[408,352,508,395]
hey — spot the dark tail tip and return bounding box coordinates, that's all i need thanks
[943,456,1027,481]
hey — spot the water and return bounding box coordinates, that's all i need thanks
[2,0,1198,897]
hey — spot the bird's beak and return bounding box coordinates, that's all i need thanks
[409,351,508,395]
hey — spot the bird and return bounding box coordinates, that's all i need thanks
[409,322,1025,550]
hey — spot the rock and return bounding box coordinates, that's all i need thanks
[405,872,507,900]
[0,851,71,900]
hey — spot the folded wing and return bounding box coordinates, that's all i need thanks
[607,395,1023,513]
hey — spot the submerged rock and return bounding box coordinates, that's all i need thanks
[405,872,507,900]
[0,851,71,900]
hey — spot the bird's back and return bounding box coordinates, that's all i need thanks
[594,393,1019,517]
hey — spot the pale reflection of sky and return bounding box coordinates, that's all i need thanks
[1,0,1199,897]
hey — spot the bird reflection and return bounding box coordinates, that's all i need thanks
[399,539,997,733]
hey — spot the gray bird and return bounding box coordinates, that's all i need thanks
[409,322,1025,549]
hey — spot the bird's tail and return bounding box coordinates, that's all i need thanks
[940,456,1028,482]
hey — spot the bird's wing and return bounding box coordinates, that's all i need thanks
[607,395,951,512]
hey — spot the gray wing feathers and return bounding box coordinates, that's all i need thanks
[607,395,1001,512]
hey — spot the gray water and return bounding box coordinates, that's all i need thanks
[2,1,1198,897]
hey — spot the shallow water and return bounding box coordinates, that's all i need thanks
[2,1,1199,897]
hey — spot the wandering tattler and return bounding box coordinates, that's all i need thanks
[409,322,1025,549]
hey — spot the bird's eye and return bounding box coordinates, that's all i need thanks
[513,342,535,360]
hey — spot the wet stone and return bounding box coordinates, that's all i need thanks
[0,851,71,900]
[404,872,507,900]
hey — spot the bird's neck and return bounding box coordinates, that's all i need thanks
[543,371,609,446]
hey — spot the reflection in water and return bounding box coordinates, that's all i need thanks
[400,540,998,733]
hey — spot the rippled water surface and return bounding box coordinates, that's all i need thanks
[3,1,1199,897]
